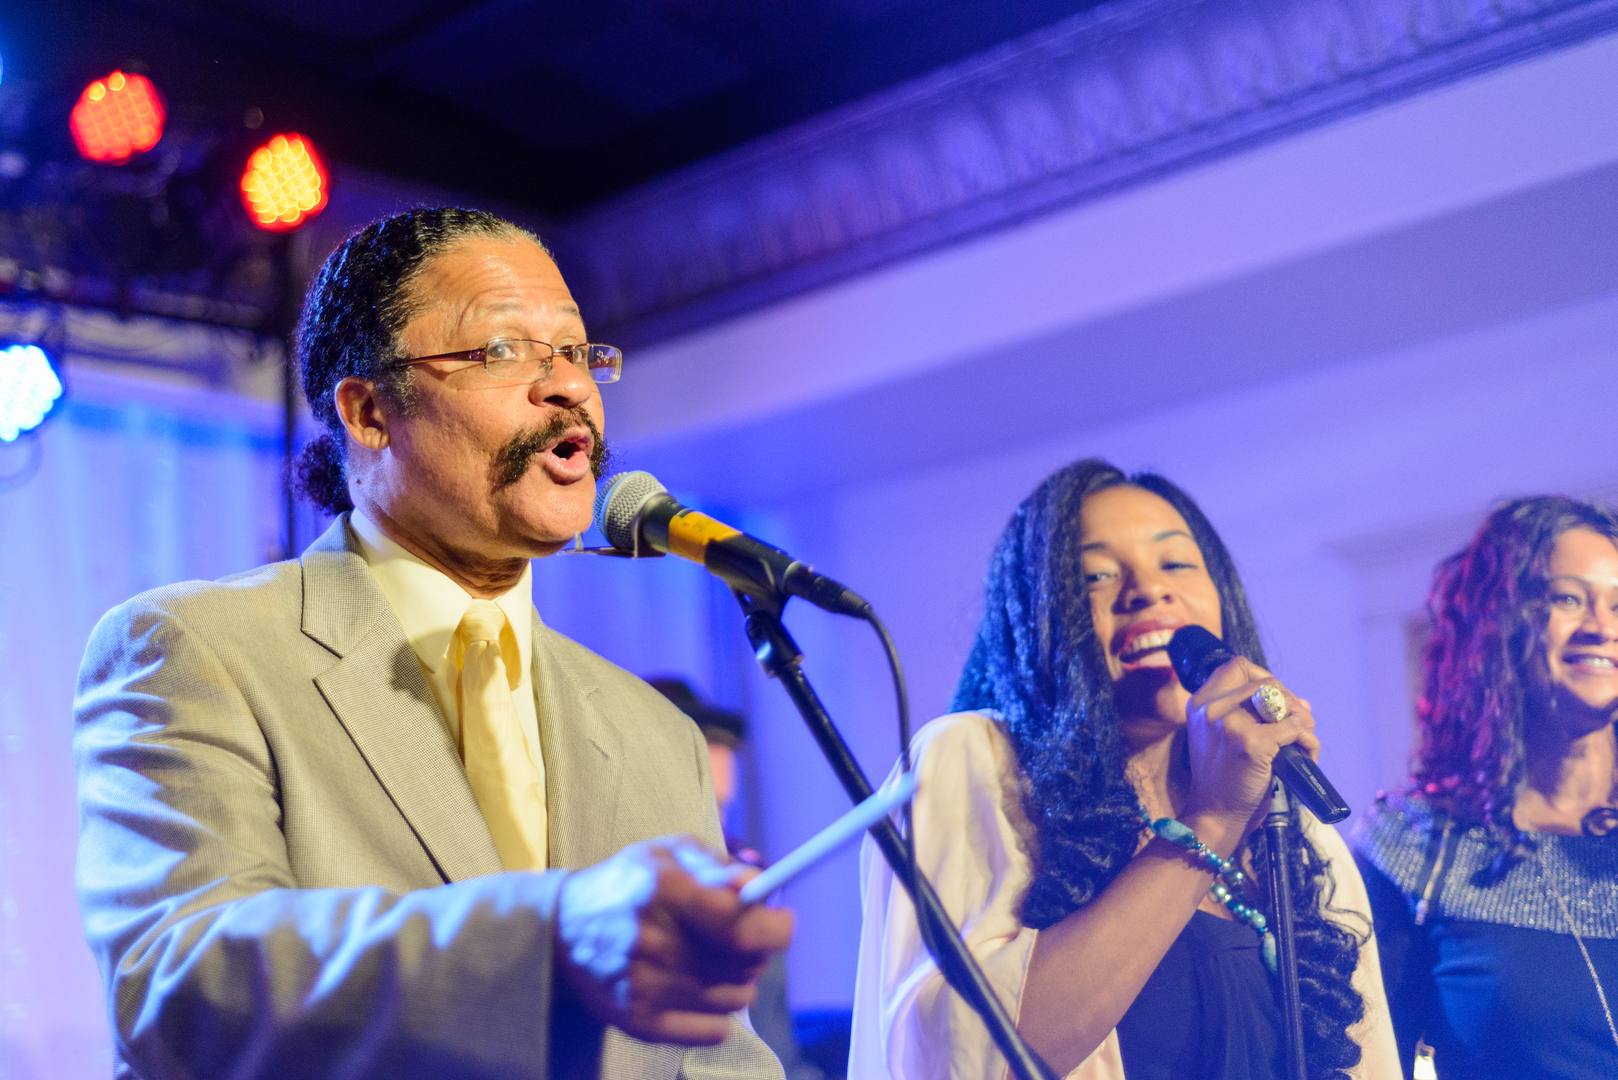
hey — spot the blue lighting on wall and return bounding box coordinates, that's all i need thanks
[0,344,64,441]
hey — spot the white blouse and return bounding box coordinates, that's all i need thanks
[850,711,1402,1080]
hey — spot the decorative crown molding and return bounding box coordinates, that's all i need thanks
[551,0,1618,346]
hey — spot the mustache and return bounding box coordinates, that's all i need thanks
[490,409,611,490]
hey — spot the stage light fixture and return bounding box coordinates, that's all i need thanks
[0,344,64,442]
[241,134,329,232]
[70,71,166,164]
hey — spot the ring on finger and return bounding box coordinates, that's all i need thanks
[1251,684,1288,724]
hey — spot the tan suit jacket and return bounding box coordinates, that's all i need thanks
[74,516,783,1080]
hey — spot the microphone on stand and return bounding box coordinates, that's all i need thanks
[1166,625,1351,824]
[589,471,871,617]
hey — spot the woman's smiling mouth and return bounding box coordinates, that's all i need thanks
[1117,623,1184,665]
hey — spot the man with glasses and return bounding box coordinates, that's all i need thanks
[74,207,792,1080]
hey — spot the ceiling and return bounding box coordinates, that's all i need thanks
[2,0,1107,215]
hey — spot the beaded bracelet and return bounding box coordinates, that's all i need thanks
[1140,810,1278,974]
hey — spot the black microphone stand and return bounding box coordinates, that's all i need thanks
[1263,779,1306,1080]
[734,590,1058,1080]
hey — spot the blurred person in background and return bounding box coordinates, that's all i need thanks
[852,458,1398,1080]
[651,678,830,1080]
[1355,496,1618,1079]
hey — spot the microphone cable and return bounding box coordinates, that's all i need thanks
[860,609,917,890]
[862,607,1043,1077]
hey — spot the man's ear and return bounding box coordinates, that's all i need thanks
[334,377,390,451]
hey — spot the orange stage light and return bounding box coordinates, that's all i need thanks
[70,71,166,164]
[240,134,330,233]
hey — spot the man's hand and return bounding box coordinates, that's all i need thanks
[555,837,794,1045]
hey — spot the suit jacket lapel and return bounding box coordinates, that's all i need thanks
[302,516,505,883]
[533,621,623,869]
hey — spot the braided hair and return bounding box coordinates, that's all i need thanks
[292,207,542,515]
[951,458,1365,1079]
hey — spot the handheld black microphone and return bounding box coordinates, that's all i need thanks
[1167,625,1351,824]
[591,471,871,617]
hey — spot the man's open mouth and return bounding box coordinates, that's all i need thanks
[547,431,592,462]
[491,412,609,489]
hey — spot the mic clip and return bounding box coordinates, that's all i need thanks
[565,545,663,558]
[565,506,669,558]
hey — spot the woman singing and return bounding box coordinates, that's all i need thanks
[851,459,1398,1080]
[1354,496,1618,1078]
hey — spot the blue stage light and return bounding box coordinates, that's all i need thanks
[0,344,64,442]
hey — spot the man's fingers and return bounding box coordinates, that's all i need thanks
[673,911,788,986]
[659,860,793,951]
[652,844,747,926]
[667,837,749,889]
[632,900,775,987]
[557,837,796,1042]
[633,1009,739,1047]
[614,981,740,1045]
[645,932,772,989]
[685,979,758,1014]
[606,951,758,1040]
[641,843,794,978]
[626,959,759,1014]
[728,903,795,953]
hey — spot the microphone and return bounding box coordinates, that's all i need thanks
[1167,625,1351,824]
[591,471,871,617]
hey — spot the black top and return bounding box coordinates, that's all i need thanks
[1361,857,1618,1079]
[1354,794,1618,1080]
[1115,910,1282,1080]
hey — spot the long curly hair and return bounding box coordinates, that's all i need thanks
[1412,495,1618,849]
[950,458,1364,1079]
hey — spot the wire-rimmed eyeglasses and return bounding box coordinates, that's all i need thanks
[394,338,622,384]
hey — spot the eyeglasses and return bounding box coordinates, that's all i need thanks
[395,338,623,384]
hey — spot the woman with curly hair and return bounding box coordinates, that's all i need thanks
[1354,496,1618,1078]
[851,459,1398,1080]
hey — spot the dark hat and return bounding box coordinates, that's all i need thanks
[646,677,746,748]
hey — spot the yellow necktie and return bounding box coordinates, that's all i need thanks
[453,600,547,871]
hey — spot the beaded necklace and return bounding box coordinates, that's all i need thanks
[1140,808,1278,974]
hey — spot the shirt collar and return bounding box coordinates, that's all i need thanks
[349,508,533,681]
